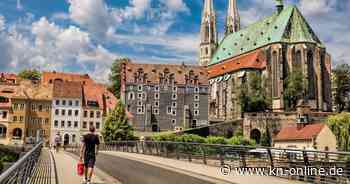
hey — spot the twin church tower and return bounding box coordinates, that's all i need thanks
[199,0,240,66]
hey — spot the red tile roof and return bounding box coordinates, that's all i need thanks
[274,123,326,141]
[83,83,117,111]
[207,50,266,78]
[0,73,17,84]
[53,81,83,98]
[42,71,94,85]
[122,61,208,85]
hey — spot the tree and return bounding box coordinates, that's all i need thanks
[284,70,305,111]
[102,102,134,142]
[327,113,350,151]
[17,69,41,80]
[333,64,350,112]
[109,58,128,98]
[239,72,270,112]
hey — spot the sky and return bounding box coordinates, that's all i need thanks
[0,0,349,82]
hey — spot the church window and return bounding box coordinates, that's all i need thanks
[307,51,316,99]
[205,47,208,55]
[272,51,279,97]
[294,50,302,70]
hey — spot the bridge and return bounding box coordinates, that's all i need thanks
[0,141,349,184]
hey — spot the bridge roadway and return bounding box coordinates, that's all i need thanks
[52,150,305,184]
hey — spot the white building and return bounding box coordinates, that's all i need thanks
[51,81,83,145]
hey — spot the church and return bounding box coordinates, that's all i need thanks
[200,0,332,121]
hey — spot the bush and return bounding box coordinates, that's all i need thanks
[174,134,206,143]
[0,159,3,173]
[227,136,256,146]
[205,136,227,144]
[151,133,176,142]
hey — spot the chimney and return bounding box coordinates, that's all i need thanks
[276,0,284,13]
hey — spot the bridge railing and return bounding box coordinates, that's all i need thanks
[95,141,350,184]
[0,142,42,184]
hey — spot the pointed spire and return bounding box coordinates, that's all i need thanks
[225,0,240,35]
[202,0,215,22]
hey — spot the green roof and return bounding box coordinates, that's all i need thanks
[210,5,324,65]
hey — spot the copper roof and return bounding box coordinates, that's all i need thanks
[53,81,82,99]
[122,61,208,85]
[274,123,326,141]
[42,71,94,85]
[207,49,266,78]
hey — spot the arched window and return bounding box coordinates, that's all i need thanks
[294,50,302,70]
[0,124,7,138]
[272,51,279,97]
[307,51,316,99]
[12,128,22,139]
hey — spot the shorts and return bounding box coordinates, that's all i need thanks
[84,155,96,168]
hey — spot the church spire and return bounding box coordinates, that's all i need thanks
[199,0,218,66]
[225,0,240,36]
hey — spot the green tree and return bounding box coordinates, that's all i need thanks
[102,102,134,142]
[333,64,350,112]
[18,69,41,80]
[284,70,305,111]
[260,127,271,147]
[109,58,128,98]
[327,113,350,151]
[239,72,270,112]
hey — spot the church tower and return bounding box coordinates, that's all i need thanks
[199,0,218,66]
[225,0,240,36]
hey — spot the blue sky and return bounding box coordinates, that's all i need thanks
[0,0,349,82]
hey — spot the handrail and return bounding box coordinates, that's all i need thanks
[0,142,43,184]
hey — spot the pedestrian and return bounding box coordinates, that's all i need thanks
[80,125,100,184]
[54,133,61,153]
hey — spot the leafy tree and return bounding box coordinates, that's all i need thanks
[227,136,256,146]
[205,136,227,144]
[260,127,271,147]
[327,113,350,151]
[17,69,41,80]
[239,72,270,112]
[284,70,305,111]
[102,102,134,142]
[109,58,128,98]
[333,64,350,112]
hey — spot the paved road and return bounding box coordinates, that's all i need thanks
[96,153,216,184]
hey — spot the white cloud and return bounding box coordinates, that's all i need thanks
[159,0,189,13]
[299,0,336,16]
[51,12,70,20]
[122,0,152,19]
[16,0,23,11]
[0,15,5,31]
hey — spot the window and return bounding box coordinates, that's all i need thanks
[83,122,87,129]
[45,118,49,124]
[194,102,199,109]
[194,95,199,101]
[194,110,200,116]
[167,106,172,114]
[61,121,65,128]
[172,102,177,108]
[153,108,159,115]
[2,111,7,119]
[72,134,76,143]
[172,93,177,100]
[96,122,100,129]
[137,106,145,114]
[68,109,72,116]
[68,100,72,106]
[89,122,93,128]
[62,100,66,106]
[74,121,78,128]
[138,85,143,91]
[55,109,59,115]
[45,105,50,112]
[19,116,23,122]
[13,103,18,110]
[61,109,66,116]
[31,104,36,111]
[75,110,79,116]
[172,109,176,116]
[90,111,94,118]
[96,111,101,118]
[137,101,143,106]
[68,121,72,128]
[172,86,177,92]
[154,93,160,99]
[55,100,60,105]
[172,119,176,125]
[192,120,197,128]
[128,92,135,100]
[154,101,159,107]
[38,105,43,112]
[138,93,143,99]
[142,92,146,100]
[54,120,58,128]
[20,104,24,110]
[13,116,17,122]
[155,85,160,92]
[75,100,79,106]
[194,87,199,93]
[84,111,87,117]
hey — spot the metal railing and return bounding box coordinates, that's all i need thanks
[0,142,43,184]
[89,141,350,184]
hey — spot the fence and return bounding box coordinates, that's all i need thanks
[0,142,52,184]
[90,141,350,184]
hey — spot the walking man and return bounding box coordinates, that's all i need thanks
[80,126,100,184]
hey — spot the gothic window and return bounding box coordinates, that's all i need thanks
[294,50,302,70]
[307,51,316,99]
[272,51,279,97]
[128,92,134,100]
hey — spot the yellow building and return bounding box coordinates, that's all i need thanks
[273,123,337,152]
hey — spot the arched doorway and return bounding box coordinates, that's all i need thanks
[12,128,22,140]
[250,129,261,144]
[64,134,70,146]
[0,124,7,138]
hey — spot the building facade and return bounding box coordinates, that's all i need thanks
[202,1,332,122]
[51,81,83,146]
[121,60,209,132]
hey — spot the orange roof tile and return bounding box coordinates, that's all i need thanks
[274,123,326,141]
[53,81,83,98]
[207,50,266,78]
[42,71,94,85]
